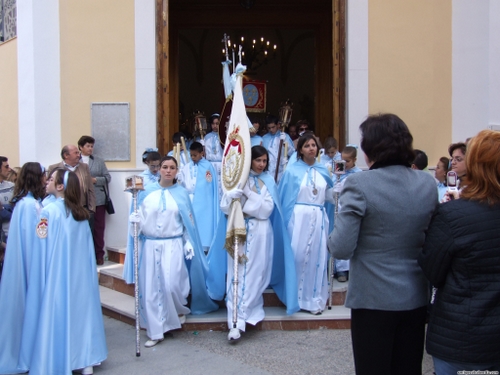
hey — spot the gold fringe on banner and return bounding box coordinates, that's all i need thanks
[224,199,248,264]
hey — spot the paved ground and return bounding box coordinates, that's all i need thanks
[92,316,435,375]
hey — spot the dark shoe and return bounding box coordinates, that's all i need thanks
[337,271,348,282]
[96,258,104,266]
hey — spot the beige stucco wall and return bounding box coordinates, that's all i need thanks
[0,38,20,166]
[368,0,452,166]
[59,1,136,168]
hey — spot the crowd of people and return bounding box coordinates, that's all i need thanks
[1,113,499,374]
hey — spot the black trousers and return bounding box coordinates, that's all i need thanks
[351,306,427,375]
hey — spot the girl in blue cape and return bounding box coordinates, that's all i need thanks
[124,156,218,348]
[140,149,161,187]
[279,133,335,315]
[24,168,107,375]
[207,146,299,341]
[0,162,46,374]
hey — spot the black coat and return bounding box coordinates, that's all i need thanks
[419,198,500,364]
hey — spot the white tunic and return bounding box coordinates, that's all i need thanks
[288,170,334,312]
[262,131,295,183]
[137,189,191,340]
[221,177,274,331]
[179,162,198,200]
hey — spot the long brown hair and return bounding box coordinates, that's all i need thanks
[11,162,46,208]
[460,130,500,205]
[51,168,90,221]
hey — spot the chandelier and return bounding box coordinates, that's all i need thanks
[222,35,277,71]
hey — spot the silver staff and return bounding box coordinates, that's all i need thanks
[125,175,144,356]
[329,160,345,309]
[231,234,239,336]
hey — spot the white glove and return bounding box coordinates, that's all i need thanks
[184,242,195,260]
[199,139,205,146]
[279,132,286,141]
[242,182,253,197]
[129,212,141,223]
[226,189,243,200]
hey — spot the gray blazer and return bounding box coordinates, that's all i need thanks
[328,165,437,311]
[88,155,111,207]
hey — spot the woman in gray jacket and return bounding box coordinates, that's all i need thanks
[328,113,437,375]
[78,135,111,265]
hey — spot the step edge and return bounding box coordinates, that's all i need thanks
[106,245,127,254]
[100,287,350,323]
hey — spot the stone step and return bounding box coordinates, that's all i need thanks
[98,261,348,307]
[106,245,126,264]
[99,286,351,331]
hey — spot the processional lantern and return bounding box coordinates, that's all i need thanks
[193,110,207,139]
[273,99,293,182]
[279,99,293,128]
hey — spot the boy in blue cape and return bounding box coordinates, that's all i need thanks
[179,141,220,253]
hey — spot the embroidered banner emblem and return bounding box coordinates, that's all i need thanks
[205,171,213,183]
[36,218,48,239]
[222,126,246,190]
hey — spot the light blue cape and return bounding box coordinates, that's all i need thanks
[123,182,218,315]
[278,159,334,228]
[206,171,300,315]
[0,193,41,373]
[190,158,220,248]
[0,198,108,374]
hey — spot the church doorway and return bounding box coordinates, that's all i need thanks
[156,0,345,154]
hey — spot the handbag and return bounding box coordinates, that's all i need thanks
[103,180,115,215]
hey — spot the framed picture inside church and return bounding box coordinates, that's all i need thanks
[243,80,266,113]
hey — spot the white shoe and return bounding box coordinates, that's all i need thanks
[227,328,241,342]
[179,314,186,324]
[81,366,93,375]
[145,338,163,348]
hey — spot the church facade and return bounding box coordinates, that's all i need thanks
[1,0,499,247]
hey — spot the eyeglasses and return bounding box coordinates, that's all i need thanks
[149,164,160,170]
[299,127,308,131]
[451,157,464,163]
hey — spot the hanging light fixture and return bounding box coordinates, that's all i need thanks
[222,34,277,71]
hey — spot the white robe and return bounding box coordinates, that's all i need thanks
[137,189,191,340]
[262,131,295,183]
[179,162,198,199]
[288,171,335,312]
[221,177,274,331]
